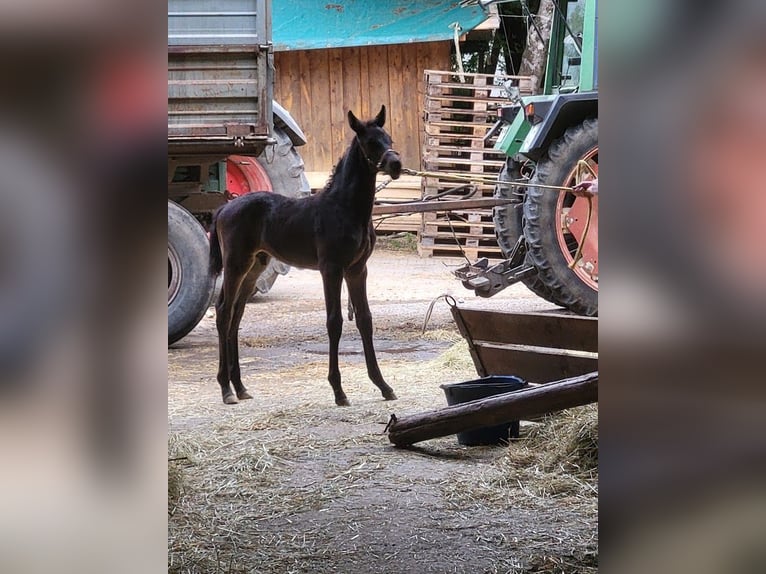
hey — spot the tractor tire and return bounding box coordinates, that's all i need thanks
[492,162,556,302]
[251,127,310,294]
[168,201,216,345]
[523,119,598,316]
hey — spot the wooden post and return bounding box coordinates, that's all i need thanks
[387,372,598,447]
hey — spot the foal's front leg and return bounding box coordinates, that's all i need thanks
[345,265,397,401]
[321,265,350,406]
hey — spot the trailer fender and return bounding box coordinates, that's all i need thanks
[273,101,307,147]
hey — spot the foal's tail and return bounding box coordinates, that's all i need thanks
[209,209,223,276]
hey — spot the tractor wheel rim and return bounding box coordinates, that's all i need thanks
[556,146,599,290]
[168,244,182,305]
[226,155,273,198]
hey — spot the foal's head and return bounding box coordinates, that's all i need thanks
[347,106,402,180]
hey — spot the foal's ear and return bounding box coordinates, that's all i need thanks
[347,110,363,133]
[374,105,386,127]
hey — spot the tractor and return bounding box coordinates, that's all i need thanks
[463,0,598,315]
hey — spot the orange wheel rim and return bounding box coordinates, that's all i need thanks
[555,147,598,290]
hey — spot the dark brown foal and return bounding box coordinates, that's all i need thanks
[209,106,400,405]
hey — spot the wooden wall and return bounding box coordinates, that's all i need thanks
[274,42,452,174]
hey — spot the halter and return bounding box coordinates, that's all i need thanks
[356,137,400,171]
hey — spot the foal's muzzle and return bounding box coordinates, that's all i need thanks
[378,149,402,180]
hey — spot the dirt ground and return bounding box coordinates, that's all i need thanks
[168,249,597,573]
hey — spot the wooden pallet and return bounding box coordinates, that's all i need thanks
[418,210,504,261]
[418,70,534,260]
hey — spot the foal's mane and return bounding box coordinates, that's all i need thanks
[321,125,374,194]
[322,143,354,194]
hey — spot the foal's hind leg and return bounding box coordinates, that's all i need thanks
[321,265,350,406]
[216,263,249,404]
[226,258,267,401]
[345,264,397,401]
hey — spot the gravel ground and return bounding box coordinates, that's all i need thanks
[168,249,597,574]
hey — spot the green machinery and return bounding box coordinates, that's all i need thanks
[460,0,598,316]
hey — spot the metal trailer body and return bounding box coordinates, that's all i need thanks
[168,0,285,345]
[168,0,274,157]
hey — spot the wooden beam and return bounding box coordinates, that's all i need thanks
[474,344,598,383]
[387,372,598,447]
[453,308,598,353]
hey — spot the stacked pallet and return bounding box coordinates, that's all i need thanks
[418,70,534,260]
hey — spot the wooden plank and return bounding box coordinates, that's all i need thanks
[424,157,505,168]
[387,44,410,163]
[454,308,598,352]
[425,93,519,104]
[421,230,494,240]
[423,134,498,143]
[309,49,333,171]
[296,49,315,170]
[424,80,533,94]
[387,372,598,446]
[424,144,506,155]
[475,342,597,360]
[419,237,498,250]
[280,51,300,120]
[358,47,370,120]
[373,218,422,233]
[424,110,497,122]
[273,52,284,110]
[328,48,346,165]
[423,221,499,231]
[399,45,420,170]
[416,43,434,170]
[475,344,598,383]
[342,46,362,121]
[419,247,502,260]
[367,45,390,121]
[425,120,498,130]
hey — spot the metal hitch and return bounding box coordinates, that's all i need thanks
[453,236,537,298]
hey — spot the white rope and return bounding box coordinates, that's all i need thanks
[449,22,466,83]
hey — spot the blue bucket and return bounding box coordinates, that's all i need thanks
[440,376,527,445]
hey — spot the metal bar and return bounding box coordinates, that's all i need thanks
[372,197,516,215]
[400,167,573,192]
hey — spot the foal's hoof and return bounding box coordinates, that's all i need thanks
[335,396,351,407]
[237,390,253,400]
[222,393,239,405]
[383,391,398,401]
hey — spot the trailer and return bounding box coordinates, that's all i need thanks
[167,0,310,344]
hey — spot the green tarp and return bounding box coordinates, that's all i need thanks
[273,0,487,51]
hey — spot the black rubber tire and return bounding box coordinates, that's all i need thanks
[168,201,216,344]
[251,127,310,294]
[523,118,598,316]
[492,162,557,302]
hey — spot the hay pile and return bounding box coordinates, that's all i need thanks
[443,404,598,573]
[504,404,598,494]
